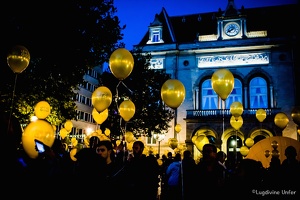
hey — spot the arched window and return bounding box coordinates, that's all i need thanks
[226,79,242,108]
[201,78,242,109]
[202,79,218,109]
[249,77,268,108]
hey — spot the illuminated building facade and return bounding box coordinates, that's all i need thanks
[135,0,299,159]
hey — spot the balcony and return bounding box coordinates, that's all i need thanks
[186,108,282,122]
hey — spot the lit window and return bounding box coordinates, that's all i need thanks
[249,77,267,108]
[201,78,242,109]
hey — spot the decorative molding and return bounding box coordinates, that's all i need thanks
[247,31,267,38]
[149,58,164,69]
[197,52,269,68]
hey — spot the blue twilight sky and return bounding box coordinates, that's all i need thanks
[114,0,298,50]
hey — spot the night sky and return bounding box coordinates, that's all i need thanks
[114,0,298,50]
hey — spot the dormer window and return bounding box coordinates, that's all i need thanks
[147,14,164,44]
[147,28,164,44]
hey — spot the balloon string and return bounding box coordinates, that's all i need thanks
[222,99,225,138]
[7,73,18,135]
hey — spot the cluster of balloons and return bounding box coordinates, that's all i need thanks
[22,101,55,159]
[91,48,136,127]
[230,101,244,130]
[59,120,73,139]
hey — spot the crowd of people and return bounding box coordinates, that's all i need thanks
[1,111,300,199]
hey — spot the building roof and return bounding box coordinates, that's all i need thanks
[136,3,298,47]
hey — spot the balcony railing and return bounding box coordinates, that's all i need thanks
[186,108,281,120]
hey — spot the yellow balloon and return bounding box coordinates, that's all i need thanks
[245,137,254,147]
[230,115,243,130]
[127,142,133,151]
[60,128,68,139]
[72,139,78,147]
[240,146,249,156]
[161,79,186,109]
[125,131,134,143]
[92,108,108,124]
[119,99,135,122]
[230,101,243,120]
[211,69,234,101]
[168,138,178,150]
[157,159,163,166]
[109,48,134,80]
[274,112,289,129]
[116,140,121,147]
[34,101,51,119]
[92,86,112,113]
[175,124,182,133]
[64,120,73,132]
[70,148,77,161]
[22,119,55,159]
[194,135,209,151]
[256,108,267,122]
[291,107,300,126]
[7,45,30,74]
[104,128,110,136]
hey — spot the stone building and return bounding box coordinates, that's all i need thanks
[134,0,299,160]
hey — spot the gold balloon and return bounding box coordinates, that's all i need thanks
[230,101,243,120]
[230,115,243,130]
[274,112,289,129]
[92,86,112,113]
[60,128,68,139]
[92,108,108,124]
[7,45,30,73]
[291,107,300,126]
[211,68,234,101]
[168,138,178,150]
[175,124,182,133]
[64,120,73,132]
[240,146,249,157]
[104,128,111,136]
[194,135,209,152]
[109,48,134,80]
[119,99,135,122]
[116,140,121,147]
[34,101,51,119]
[161,79,185,109]
[125,131,134,143]
[245,137,254,147]
[22,119,55,159]
[256,108,267,122]
[70,148,77,161]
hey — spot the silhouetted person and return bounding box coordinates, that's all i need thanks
[0,111,24,181]
[227,158,265,197]
[165,153,182,200]
[181,150,197,200]
[281,145,300,190]
[263,156,282,189]
[196,144,226,197]
[74,136,105,180]
[124,140,159,200]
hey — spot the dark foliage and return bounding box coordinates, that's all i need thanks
[0,0,125,125]
[99,50,174,138]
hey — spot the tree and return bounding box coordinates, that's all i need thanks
[99,50,174,138]
[0,0,125,125]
